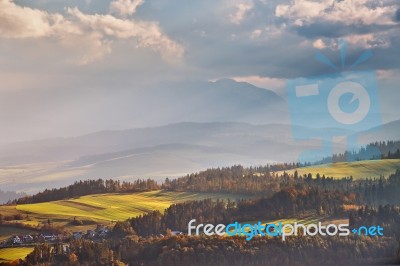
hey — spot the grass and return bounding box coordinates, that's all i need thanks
[0,247,34,263]
[0,205,20,217]
[278,159,400,179]
[0,190,248,243]
[15,190,247,222]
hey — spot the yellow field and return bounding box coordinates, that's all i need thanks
[0,190,248,244]
[0,247,34,263]
[15,190,247,222]
[278,159,400,179]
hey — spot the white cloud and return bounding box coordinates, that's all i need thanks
[0,0,183,64]
[230,2,253,24]
[377,69,395,79]
[275,0,396,26]
[309,32,393,51]
[110,0,143,17]
[0,0,60,38]
[276,0,325,20]
[66,7,184,61]
[343,33,391,49]
[248,25,285,41]
[61,32,113,65]
[250,29,262,39]
[276,0,398,50]
[312,39,326,49]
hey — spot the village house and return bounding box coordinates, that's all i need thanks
[12,235,23,245]
[23,235,34,243]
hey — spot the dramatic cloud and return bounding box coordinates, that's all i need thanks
[0,0,399,144]
[66,7,184,63]
[276,0,396,26]
[0,0,183,64]
[275,0,399,49]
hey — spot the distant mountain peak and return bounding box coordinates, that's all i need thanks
[212,78,237,84]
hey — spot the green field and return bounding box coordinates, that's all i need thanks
[0,247,34,263]
[278,159,400,179]
[15,190,247,222]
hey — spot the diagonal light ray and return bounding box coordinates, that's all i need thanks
[315,51,337,69]
[351,50,373,68]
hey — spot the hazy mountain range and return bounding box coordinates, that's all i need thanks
[0,119,399,194]
[128,78,287,126]
[0,190,26,205]
[0,79,398,195]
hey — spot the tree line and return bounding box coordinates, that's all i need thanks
[23,232,399,265]
[315,140,400,164]
[164,166,400,205]
[126,188,350,237]
[13,178,160,204]
[11,167,400,206]
[349,204,400,236]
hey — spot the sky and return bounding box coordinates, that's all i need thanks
[0,0,399,144]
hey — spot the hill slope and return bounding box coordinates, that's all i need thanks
[13,190,247,222]
[279,159,400,179]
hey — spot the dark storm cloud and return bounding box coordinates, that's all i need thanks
[133,0,400,79]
